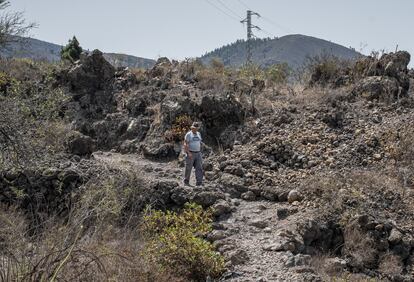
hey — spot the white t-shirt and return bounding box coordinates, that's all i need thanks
[185,131,202,152]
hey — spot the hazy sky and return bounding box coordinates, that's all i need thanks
[9,0,414,64]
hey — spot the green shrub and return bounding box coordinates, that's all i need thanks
[142,203,225,280]
[61,36,83,62]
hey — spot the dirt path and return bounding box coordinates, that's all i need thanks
[217,200,318,281]
[92,152,317,282]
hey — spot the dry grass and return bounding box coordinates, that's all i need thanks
[0,163,187,281]
[0,217,184,281]
[378,252,404,277]
[301,169,413,227]
[342,227,378,271]
[0,159,224,281]
[310,254,381,282]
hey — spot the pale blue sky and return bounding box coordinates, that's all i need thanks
[9,0,414,64]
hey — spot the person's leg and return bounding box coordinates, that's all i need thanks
[184,154,194,185]
[194,152,204,185]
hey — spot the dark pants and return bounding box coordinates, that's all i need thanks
[184,152,203,185]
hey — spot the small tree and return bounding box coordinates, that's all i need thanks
[61,36,83,62]
[0,0,36,48]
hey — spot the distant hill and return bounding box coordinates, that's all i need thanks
[201,34,361,69]
[0,37,156,69]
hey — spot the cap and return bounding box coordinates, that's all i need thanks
[190,122,200,129]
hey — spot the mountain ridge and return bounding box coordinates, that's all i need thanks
[0,37,156,69]
[201,34,361,69]
[0,35,361,70]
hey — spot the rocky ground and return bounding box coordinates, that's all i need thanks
[1,50,414,281]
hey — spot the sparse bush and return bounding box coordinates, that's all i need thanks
[309,58,341,86]
[387,125,414,189]
[265,63,290,86]
[378,252,404,277]
[0,0,36,48]
[238,64,265,81]
[342,226,378,270]
[0,58,68,169]
[130,67,146,82]
[301,170,413,227]
[142,203,225,280]
[194,65,229,90]
[210,57,225,72]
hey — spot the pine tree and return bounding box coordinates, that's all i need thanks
[61,36,83,62]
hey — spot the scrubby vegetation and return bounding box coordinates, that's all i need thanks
[0,58,68,170]
[142,203,225,280]
[1,41,413,281]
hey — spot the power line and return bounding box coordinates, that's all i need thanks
[261,16,293,34]
[236,0,250,10]
[258,28,276,38]
[203,0,241,22]
[215,0,242,20]
[234,0,294,35]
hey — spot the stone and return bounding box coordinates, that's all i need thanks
[67,132,95,156]
[207,230,227,242]
[353,76,399,101]
[170,186,192,206]
[249,219,269,229]
[192,191,225,208]
[224,165,245,177]
[263,227,272,233]
[277,191,289,202]
[288,190,302,203]
[277,208,289,220]
[219,173,248,194]
[373,153,382,161]
[203,161,214,171]
[263,243,285,252]
[241,191,256,201]
[211,200,232,217]
[227,249,249,266]
[205,171,218,181]
[324,257,347,275]
[388,228,403,245]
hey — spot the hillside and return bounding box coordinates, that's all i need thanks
[201,34,361,69]
[1,48,414,281]
[0,37,156,68]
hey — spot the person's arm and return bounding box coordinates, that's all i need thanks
[183,133,192,158]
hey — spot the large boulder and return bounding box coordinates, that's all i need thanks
[141,142,178,160]
[141,93,245,161]
[381,51,411,77]
[66,50,115,93]
[66,131,95,156]
[0,167,83,223]
[353,76,400,101]
[199,95,245,148]
[61,50,117,133]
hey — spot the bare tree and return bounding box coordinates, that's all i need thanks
[0,0,36,48]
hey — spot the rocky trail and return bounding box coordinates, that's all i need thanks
[93,151,322,281]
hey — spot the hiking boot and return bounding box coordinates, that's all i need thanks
[184,180,190,186]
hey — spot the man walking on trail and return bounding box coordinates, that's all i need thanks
[183,122,203,186]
